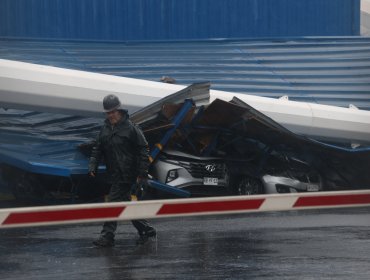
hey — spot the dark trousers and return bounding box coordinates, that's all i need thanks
[101,181,152,238]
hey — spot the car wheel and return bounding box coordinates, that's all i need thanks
[236,176,263,195]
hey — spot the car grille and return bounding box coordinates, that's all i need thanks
[178,161,226,179]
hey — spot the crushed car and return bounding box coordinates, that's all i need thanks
[130,83,370,197]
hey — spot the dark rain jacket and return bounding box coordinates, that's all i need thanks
[88,114,149,183]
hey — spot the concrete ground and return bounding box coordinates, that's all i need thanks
[0,204,369,280]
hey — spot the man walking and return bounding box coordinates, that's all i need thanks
[89,94,156,247]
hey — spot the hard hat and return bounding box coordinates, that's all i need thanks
[103,94,122,112]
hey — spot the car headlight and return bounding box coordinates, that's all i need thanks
[166,169,179,183]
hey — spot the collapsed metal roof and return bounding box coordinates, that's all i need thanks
[0,37,370,110]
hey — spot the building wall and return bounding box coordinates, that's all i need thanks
[0,0,360,41]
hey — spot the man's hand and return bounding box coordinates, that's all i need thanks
[133,176,148,200]
[89,171,96,177]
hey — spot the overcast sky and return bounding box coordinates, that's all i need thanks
[362,0,370,13]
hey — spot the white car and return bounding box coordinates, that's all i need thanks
[151,149,230,196]
[150,149,323,197]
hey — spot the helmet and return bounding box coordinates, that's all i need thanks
[103,94,121,112]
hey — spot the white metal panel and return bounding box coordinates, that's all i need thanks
[210,89,370,145]
[0,59,183,116]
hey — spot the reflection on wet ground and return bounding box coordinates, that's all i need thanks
[0,205,369,280]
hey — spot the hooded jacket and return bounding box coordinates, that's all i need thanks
[88,113,149,183]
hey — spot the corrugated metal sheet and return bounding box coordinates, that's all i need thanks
[0,109,101,176]
[0,0,360,41]
[1,37,369,110]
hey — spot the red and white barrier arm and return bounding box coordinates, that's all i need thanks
[1,190,370,228]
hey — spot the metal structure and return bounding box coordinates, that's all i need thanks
[0,0,360,41]
[147,99,195,164]
[1,36,370,201]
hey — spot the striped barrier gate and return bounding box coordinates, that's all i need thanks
[1,190,370,228]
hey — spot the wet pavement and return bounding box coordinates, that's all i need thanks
[0,205,369,280]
